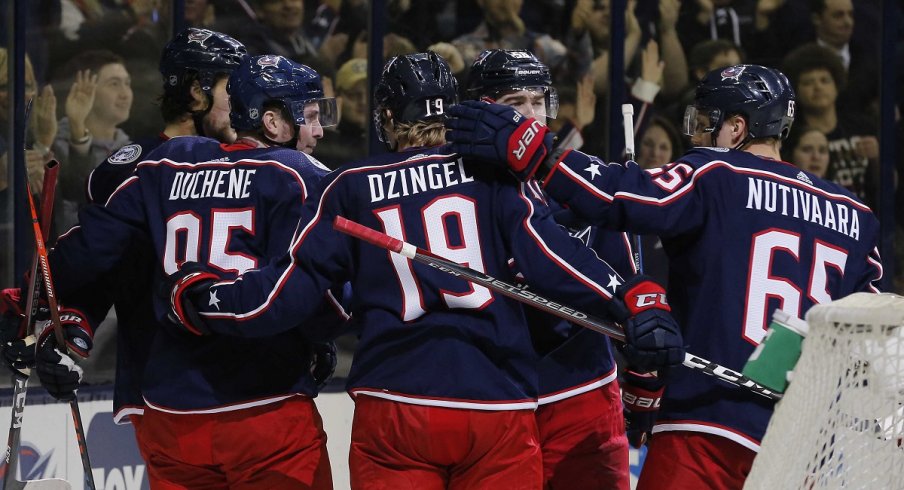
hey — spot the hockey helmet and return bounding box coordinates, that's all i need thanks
[372,51,458,142]
[228,55,338,132]
[160,28,248,94]
[464,49,558,119]
[684,64,795,143]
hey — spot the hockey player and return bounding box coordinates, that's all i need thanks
[444,64,883,489]
[42,54,341,488]
[3,27,248,432]
[463,48,635,489]
[165,51,685,489]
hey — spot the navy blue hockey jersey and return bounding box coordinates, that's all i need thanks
[65,134,168,422]
[50,136,345,411]
[542,146,883,450]
[190,146,630,410]
[527,194,637,403]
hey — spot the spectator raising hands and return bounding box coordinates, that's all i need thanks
[64,69,98,148]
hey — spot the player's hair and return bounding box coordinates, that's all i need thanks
[391,120,446,149]
[781,43,847,92]
[159,71,231,123]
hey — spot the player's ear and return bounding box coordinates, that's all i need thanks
[730,115,747,144]
[261,109,282,138]
[189,80,208,112]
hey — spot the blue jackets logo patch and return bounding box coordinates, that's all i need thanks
[108,144,142,165]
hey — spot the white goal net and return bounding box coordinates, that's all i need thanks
[745,292,904,490]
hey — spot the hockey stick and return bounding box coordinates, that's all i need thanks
[622,103,644,274]
[333,216,782,401]
[4,162,71,490]
[23,182,94,490]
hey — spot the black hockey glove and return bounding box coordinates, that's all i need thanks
[167,262,220,336]
[621,370,665,448]
[310,341,337,392]
[445,100,554,181]
[610,275,685,373]
[35,308,94,400]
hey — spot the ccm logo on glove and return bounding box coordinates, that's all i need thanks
[634,293,668,309]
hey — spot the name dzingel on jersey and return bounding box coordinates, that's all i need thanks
[168,168,258,200]
[745,176,862,240]
[368,158,474,203]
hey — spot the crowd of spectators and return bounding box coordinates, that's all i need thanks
[1,0,903,382]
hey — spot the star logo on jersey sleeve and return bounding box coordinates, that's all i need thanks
[606,274,622,294]
[209,290,221,311]
[585,163,601,180]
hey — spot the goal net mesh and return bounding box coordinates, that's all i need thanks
[744,293,904,490]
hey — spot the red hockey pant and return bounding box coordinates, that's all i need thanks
[137,396,332,489]
[536,380,629,489]
[349,395,542,489]
[637,431,755,490]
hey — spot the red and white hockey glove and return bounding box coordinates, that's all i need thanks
[445,100,554,181]
[35,308,94,400]
[610,275,685,373]
[621,370,665,448]
[167,262,220,336]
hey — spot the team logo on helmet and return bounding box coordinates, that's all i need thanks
[721,65,746,81]
[256,55,281,68]
[187,29,213,45]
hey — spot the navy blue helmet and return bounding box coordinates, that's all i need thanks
[684,64,795,143]
[160,28,247,95]
[373,51,458,142]
[464,49,558,119]
[228,55,338,132]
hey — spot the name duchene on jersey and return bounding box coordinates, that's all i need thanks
[168,167,257,200]
[745,177,861,240]
[368,157,474,203]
